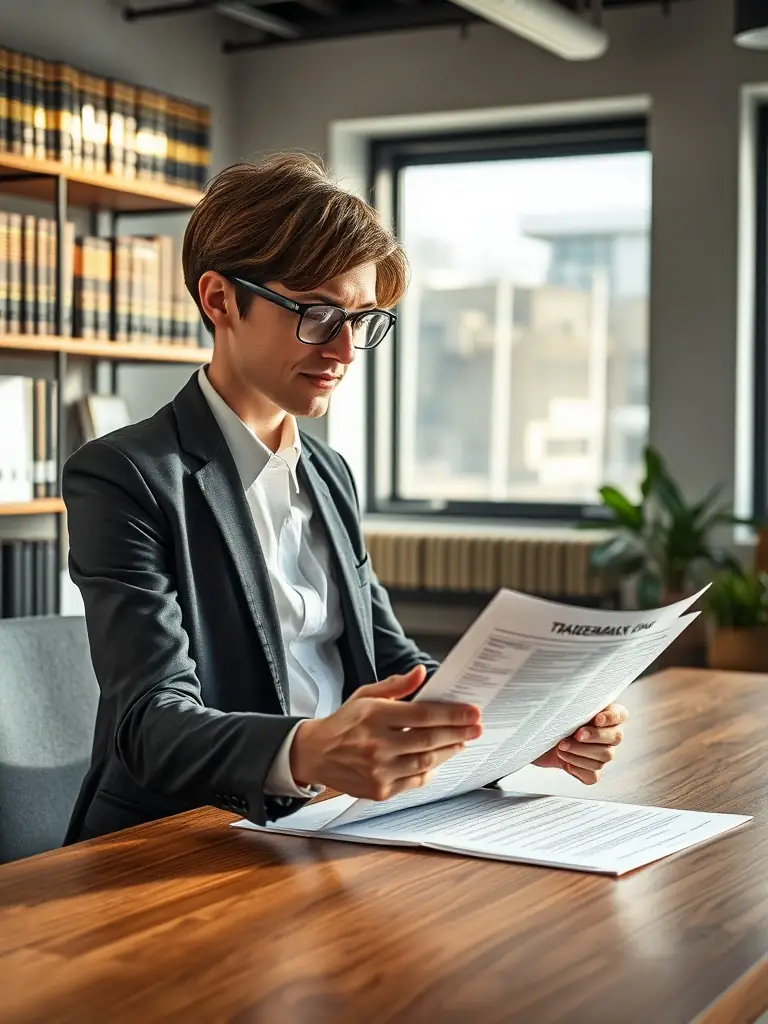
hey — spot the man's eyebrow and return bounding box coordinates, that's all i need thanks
[300,292,378,310]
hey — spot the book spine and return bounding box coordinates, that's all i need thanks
[166,97,179,185]
[43,58,55,160]
[22,214,36,334]
[114,237,130,343]
[61,221,75,336]
[0,212,7,335]
[155,91,168,182]
[99,237,111,340]
[46,378,58,497]
[123,83,137,179]
[35,217,47,335]
[136,88,153,180]
[158,235,173,343]
[33,57,46,160]
[70,67,83,169]
[7,213,21,333]
[107,79,125,177]
[20,53,35,158]
[0,49,9,150]
[95,75,109,174]
[197,104,212,188]
[34,540,46,616]
[21,541,34,617]
[7,50,23,155]
[33,377,46,498]
[45,539,57,615]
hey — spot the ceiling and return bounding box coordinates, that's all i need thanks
[123,0,696,53]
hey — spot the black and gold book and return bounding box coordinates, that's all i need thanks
[21,214,36,334]
[0,48,9,148]
[80,71,96,171]
[70,67,84,169]
[195,103,212,188]
[123,82,138,179]
[165,95,179,185]
[107,79,125,177]
[35,217,48,334]
[155,90,168,182]
[136,87,154,180]
[94,75,109,173]
[7,213,21,333]
[7,49,23,155]
[20,52,35,158]
[33,57,46,160]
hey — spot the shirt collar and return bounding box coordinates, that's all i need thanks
[197,365,302,492]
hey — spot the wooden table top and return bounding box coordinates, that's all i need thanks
[1,668,766,1024]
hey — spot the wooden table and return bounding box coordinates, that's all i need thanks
[1,668,766,1024]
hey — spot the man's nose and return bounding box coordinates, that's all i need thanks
[322,322,357,365]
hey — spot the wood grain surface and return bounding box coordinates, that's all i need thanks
[0,668,766,1024]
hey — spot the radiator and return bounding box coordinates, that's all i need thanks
[363,528,614,598]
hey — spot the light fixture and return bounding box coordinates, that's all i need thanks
[735,0,768,48]
[449,0,609,61]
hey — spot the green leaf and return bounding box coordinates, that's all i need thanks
[690,482,726,523]
[636,569,662,609]
[598,486,643,530]
[590,536,645,574]
[641,446,664,499]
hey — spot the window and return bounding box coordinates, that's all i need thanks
[369,119,651,520]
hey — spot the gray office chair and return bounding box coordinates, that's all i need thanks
[0,615,99,863]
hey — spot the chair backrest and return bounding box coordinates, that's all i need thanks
[0,615,99,863]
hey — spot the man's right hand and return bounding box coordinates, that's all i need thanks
[289,665,482,800]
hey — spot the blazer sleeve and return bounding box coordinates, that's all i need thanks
[336,453,440,683]
[63,437,307,826]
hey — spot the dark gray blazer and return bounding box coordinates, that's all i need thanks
[63,370,437,843]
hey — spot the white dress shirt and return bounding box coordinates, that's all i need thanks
[197,366,344,796]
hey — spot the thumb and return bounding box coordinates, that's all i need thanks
[352,664,427,702]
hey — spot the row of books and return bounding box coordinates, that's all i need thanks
[1,540,58,618]
[0,213,202,345]
[0,46,211,189]
[0,376,58,503]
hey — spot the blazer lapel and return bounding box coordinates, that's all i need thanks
[299,453,376,676]
[173,372,290,713]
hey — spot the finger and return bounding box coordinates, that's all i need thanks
[352,665,427,702]
[391,741,466,781]
[590,704,629,728]
[563,762,600,785]
[389,724,482,753]
[379,699,481,729]
[558,749,610,771]
[571,725,624,746]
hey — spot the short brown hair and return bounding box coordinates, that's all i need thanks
[182,152,409,335]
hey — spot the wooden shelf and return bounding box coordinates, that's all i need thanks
[0,151,201,211]
[0,498,65,516]
[0,334,210,364]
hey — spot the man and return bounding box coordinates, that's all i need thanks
[63,153,627,843]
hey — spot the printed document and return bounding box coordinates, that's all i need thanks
[233,587,751,874]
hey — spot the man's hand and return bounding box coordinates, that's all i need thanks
[290,665,482,800]
[532,704,628,785]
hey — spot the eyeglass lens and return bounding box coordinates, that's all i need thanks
[299,306,391,349]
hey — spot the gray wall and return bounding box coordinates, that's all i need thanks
[230,0,768,510]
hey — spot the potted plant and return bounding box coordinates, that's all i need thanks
[583,446,751,667]
[705,569,768,672]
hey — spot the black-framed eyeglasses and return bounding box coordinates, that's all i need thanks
[227,276,396,350]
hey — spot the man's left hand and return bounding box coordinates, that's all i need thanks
[532,704,628,785]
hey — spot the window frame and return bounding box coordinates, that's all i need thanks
[366,116,650,521]
[753,105,768,520]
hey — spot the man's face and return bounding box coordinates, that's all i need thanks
[230,262,378,420]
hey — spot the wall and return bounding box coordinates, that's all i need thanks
[230,0,768,512]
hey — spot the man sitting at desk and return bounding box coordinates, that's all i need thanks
[63,154,628,843]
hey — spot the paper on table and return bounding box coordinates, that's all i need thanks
[328,588,706,828]
[233,788,750,876]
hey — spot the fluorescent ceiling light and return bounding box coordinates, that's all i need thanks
[735,0,768,48]
[450,0,608,60]
[215,2,300,38]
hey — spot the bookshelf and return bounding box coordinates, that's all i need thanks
[0,152,202,212]
[0,334,208,364]
[0,498,65,516]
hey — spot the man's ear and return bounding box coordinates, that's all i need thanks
[199,271,234,330]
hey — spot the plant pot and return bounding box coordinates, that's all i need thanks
[707,626,768,673]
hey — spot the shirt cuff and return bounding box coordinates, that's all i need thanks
[264,721,323,798]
